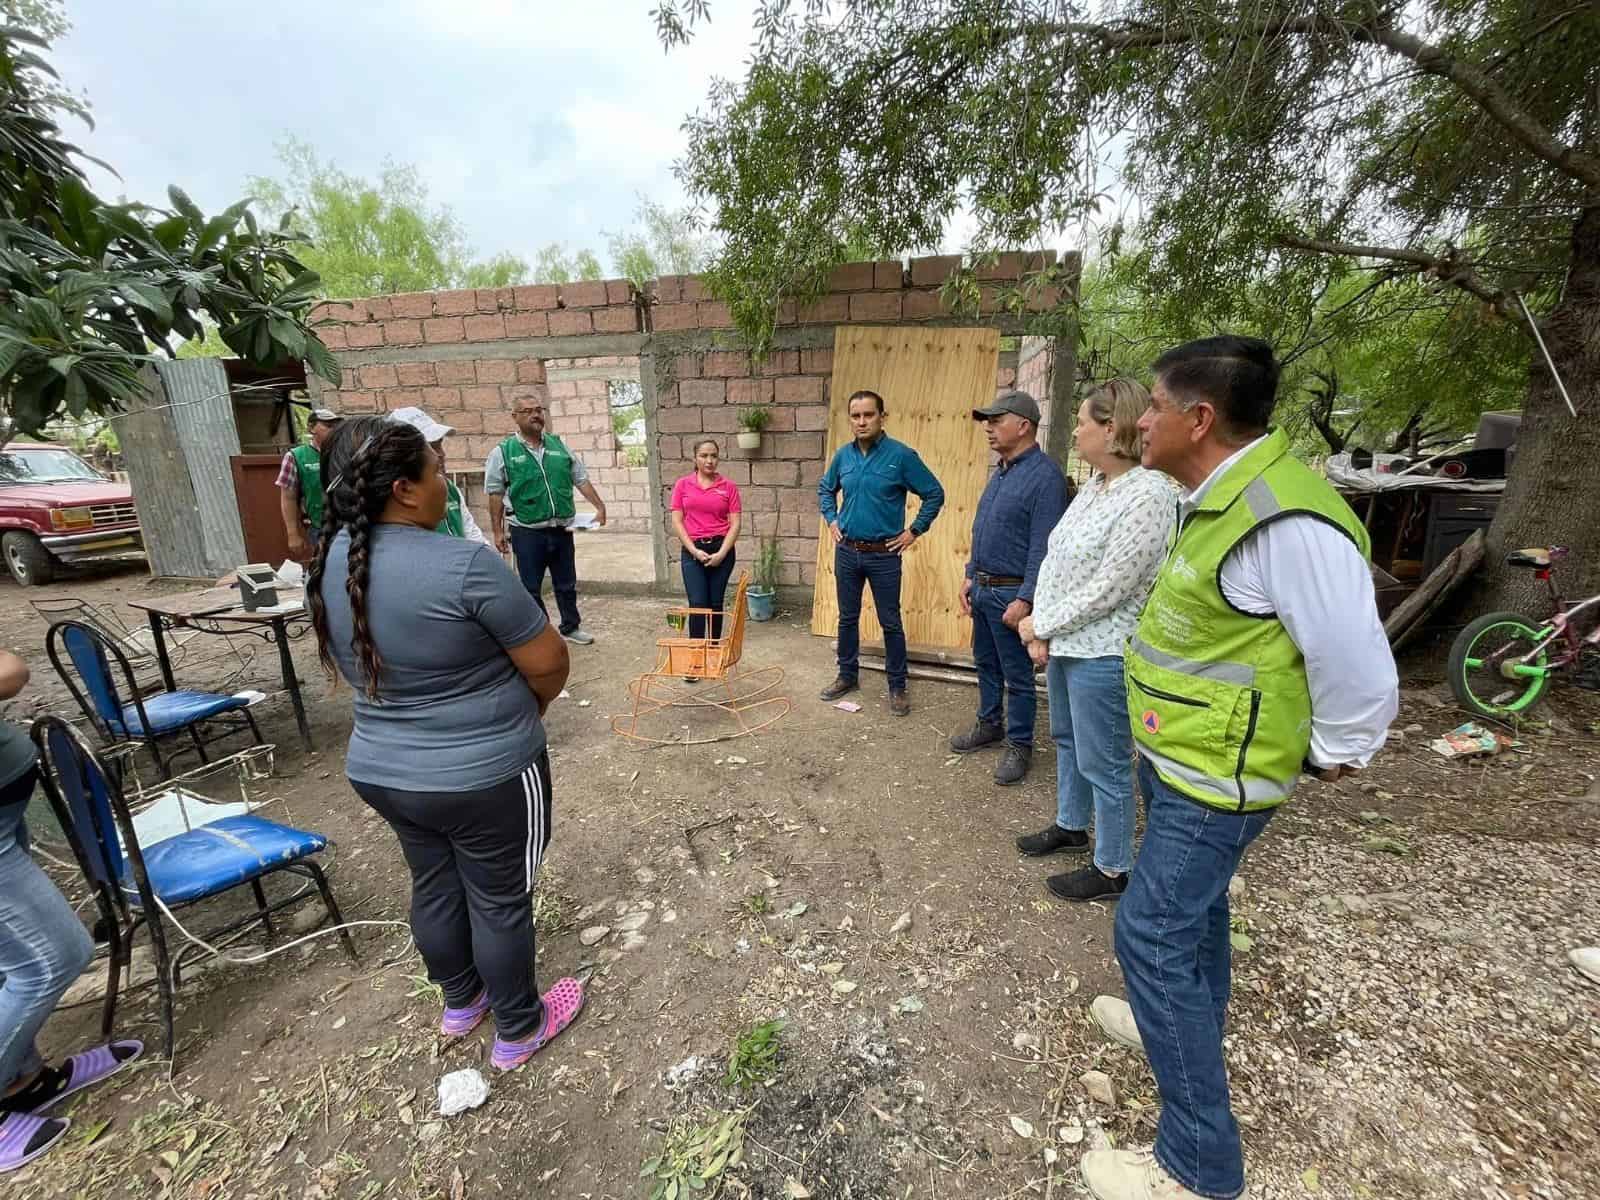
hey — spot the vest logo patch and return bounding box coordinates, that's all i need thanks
[1169,552,1199,583]
[1141,710,1160,734]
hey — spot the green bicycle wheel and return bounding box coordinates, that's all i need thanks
[1447,611,1552,720]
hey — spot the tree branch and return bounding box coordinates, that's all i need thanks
[1274,234,1516,318]
[1015,14,1600,191]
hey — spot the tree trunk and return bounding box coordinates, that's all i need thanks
[1477,203,1600,615]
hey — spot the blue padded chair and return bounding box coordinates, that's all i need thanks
[45,618,264,780]
[30,716,357,1062]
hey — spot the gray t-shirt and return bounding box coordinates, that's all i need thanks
[319,524,547,791]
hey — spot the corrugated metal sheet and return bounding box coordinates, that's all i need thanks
[160,359,247,571]
[120,360,249,578]
[121,366,208,578]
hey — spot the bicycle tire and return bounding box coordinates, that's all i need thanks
[1447,610,1552,720]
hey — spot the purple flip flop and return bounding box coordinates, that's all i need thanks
[2,1040,143,1117]
[0,1112,69,1174]
[490,977,585,1071]
[441,991,490,1038]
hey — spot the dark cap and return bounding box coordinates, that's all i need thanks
[973,390,1041,424]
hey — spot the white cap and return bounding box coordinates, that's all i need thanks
[389,406,454,443]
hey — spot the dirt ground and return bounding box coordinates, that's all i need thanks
[3,560,1599,1200]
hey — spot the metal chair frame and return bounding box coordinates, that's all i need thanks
[611,573,792,746]
[45,618,264,780]
[30,596,255,689]
[29,717,356,1062]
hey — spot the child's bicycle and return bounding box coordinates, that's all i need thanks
[1447,546,1600,720]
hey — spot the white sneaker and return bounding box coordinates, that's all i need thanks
[564,629,595,645]
[1091,995,1145,1052]
[1570,947,1600,985]
[1081,1148,1243,1200]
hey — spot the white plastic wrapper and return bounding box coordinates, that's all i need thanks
[437,1068,490,1117]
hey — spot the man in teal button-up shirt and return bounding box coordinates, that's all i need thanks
[817,389,945,716]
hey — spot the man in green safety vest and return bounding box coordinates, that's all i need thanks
[484,385,608,645]
[1078,337,1398,1200]
[389,406,488,544]
[276,407,343,561]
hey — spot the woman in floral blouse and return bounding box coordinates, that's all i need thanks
[1016,380,1177,902]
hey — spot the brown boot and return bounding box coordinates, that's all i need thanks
[819,676,859,702]
[889,690,910,717]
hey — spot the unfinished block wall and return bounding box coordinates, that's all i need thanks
[308,250,1078,590]
[309,282,645,534]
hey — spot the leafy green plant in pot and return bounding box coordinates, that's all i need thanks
[748,520,781,622]
[736,405,771,451]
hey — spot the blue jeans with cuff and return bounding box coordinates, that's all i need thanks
[1114,757,1274,1199]
[0,771,96,1093]
[1047,654,1136,873]
[970,581,1037,747]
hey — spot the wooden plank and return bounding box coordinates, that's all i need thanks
[811,326,1000,651]
[1384,529,1486,649]
[120,366,207,579]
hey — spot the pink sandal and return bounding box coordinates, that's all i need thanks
[490,977,584,1070]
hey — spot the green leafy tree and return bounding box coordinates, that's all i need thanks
[531,242,603,285]
[0,28,337,438]
[658,1,1600,611]
[247,138,528,297]
[605,195,717,291]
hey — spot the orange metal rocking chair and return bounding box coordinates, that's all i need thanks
[611,572,791,745]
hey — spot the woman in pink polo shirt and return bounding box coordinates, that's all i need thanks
[669,439,743,640]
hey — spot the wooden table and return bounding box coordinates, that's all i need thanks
[125,586,315,750]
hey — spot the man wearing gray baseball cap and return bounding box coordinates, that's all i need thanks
[951,390,1072,785]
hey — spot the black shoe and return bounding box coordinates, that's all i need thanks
[950,721,1004,753]
[994,743,1031,785]
[1046,866,1129,902]
[820,676,860,702]
[889,691,911,717]
[1016,824,1089,856]
[682,677,699,685]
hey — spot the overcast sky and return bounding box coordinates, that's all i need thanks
[56,1,762,275]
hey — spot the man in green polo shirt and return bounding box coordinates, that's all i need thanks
[1078,336,1397,1200]
[485,386,608,645]
[276,407,343,561]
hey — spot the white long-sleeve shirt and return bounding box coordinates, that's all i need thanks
[1183,437,1399,769]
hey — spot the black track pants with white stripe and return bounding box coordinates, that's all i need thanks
[353,752,553,1041]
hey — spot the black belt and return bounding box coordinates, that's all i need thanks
[692,536,724,549]
[843,537,896,553]
[974,571,1024,587]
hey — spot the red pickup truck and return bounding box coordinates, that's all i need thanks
[0,442,145,586]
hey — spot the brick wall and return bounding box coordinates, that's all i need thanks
[308,251,1077,589]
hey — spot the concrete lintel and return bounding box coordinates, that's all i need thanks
[334,332,650,367]
[546,362,642,384]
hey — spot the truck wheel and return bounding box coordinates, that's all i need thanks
[2,531,56,586]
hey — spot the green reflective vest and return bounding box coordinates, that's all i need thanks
[1126,429,1370,813]
[437,478,466,538]
[291,443,325,527]
[500,433,576,525]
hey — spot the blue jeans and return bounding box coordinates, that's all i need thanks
[510,526,581,635]
[834,544,907,691]
[0,773,96,1093]
[681,541,737,640]
[1047,655,1136,873]
[1114,758,1274,1199]
[971,582,1037,747]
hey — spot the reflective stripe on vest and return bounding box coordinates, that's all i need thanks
[1127,429,1371,814]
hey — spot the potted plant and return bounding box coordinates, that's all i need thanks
[748,524,781,622]
[737,405,771,450]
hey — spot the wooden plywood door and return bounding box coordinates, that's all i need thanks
[811,326,999,652]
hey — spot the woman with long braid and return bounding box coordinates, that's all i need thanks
[308,416,583,1069]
